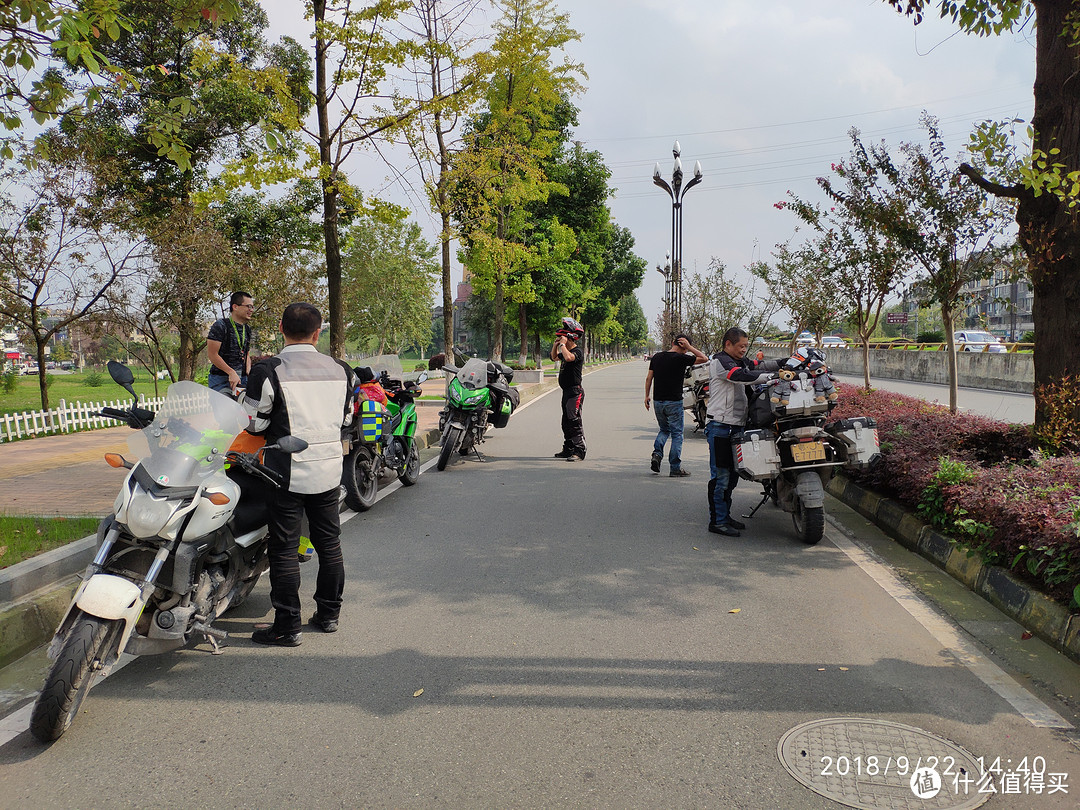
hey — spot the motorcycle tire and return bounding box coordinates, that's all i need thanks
[30,612,122,743]
[694,401,707,431]
[437,425,463,471]
[397,437,419,486]
[792,498,825,545]
[342,445,378,511]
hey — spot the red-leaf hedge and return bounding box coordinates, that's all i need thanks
[830,383,1080,607]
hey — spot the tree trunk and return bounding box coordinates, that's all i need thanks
[314,0,344,360]
[35,340,49,414]
[441,209,453,357]
[518,303,528,367]
[534,332,542,369]
[1022,1,1080,428]
[860,336,871,392]
[942,303,959,414]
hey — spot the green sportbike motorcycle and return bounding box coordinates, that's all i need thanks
[437,356,519,471]
[342,369,427,510]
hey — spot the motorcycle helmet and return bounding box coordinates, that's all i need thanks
[354,366,376,383]
[555,316,584,340]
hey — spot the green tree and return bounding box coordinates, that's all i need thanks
[341,214,438,355]
[781,129,913,390]
[0,0,243,165]
[452,0,584,362]
[399,0,485,359]
[0,140,145,411]
[614,294,648,353]
[885,1,1079,431]
[816,114,1013,411]
[64,0,309,379]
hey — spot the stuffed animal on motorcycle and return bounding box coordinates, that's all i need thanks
[770,366,799,407]
[807,360,838,403]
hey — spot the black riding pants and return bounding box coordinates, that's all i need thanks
[560,385,586,456]
[267,487,344,633]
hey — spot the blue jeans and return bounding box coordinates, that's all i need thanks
[706,421,742,526]
[652,400,685,471]
[209,372,246,398]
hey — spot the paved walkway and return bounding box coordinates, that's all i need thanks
[0,404,444,517]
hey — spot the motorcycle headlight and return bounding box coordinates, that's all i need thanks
[126,496,175,538]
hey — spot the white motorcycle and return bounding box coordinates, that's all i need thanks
[30,362,306,743]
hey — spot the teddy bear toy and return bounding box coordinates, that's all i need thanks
[770,365,799,408]
[807,359,838,403]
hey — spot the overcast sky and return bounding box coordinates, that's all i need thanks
[261,0,1035,332]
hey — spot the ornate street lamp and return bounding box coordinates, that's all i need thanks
[653,141,703,333]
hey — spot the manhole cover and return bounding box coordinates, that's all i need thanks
[778,718,989,810]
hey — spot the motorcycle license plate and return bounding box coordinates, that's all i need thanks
[791,442,826,462]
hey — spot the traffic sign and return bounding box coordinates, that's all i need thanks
[886,313,909,324]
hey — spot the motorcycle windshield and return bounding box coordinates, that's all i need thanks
[456,358,490,391]
[127,381,250,488]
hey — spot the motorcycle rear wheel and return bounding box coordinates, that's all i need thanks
[437,425,463,471]
[694,401,707,430]
[30,612,122,743]
[342,445,378,511]
[397,437,419,485]
[792,498,825,545]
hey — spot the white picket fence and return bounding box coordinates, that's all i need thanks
[0,395,167,443]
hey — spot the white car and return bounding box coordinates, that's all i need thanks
[953,330,1007,353]
[820,336,848,348]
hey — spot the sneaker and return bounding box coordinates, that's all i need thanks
[669,469,691,478]
[724,517,746,530]
[554,449,573,458]
[708,523,740,537]
[566,453,585,462]
[308,613,339,634]
[650,452,662,473]
[251,627,302,646]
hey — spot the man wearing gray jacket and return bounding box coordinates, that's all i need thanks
[704,328,778,537]
[243,303,355,645]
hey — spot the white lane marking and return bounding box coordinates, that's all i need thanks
[825,521,1073,729]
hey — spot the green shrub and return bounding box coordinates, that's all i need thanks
[917,330,944,344]
[414,363,427,372]
[1034,373,1080,456]
[85,371,103,387]
[1021,331,1036,344]
[1,370,16,394]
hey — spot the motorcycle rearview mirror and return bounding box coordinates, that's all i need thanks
[417,372,429,384]
[270,436,308,454]
[107,360,138,399]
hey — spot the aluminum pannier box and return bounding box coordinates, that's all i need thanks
[735,428,781,481]
[826,416,880,469]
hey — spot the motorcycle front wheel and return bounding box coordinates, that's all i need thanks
[30,612,122,743]
[437,425,463,471]
[792,498,825,545]
[397,437,419,485]
[342,445,378,511]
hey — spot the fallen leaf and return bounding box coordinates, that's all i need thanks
[728,608,741,614]
[1020,631,1033,640]
[413,688,424,697]
[839,667,849,671]
[818,668,826,672]
[692,547,698,550]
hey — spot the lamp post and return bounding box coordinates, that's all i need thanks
[653,141,703,333]
[655,252,671,334]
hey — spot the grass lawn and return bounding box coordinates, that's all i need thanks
[0,371,165,418]
[0,514,100,569]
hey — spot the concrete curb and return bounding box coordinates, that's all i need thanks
[826,473,1080,665]
[0,377,563,669]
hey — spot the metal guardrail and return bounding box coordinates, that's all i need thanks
[760,341,1034,354]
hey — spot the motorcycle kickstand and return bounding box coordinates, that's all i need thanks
[471,445,486,462]
[742,485,773,520]
[193,620,228,655]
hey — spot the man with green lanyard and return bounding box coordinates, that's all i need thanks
[207,291,254,397]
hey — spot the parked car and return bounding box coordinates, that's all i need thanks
[820,336,848,348]
[795,331,815,347]
[19,362,39,375]
[953,330,1007,353]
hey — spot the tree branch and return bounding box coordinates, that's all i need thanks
[958,162,1025,200]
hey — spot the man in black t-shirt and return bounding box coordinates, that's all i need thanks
[550,316,587,462]
[207,291,254,397]
[645,334,707,476]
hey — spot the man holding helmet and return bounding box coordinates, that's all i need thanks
[550,316,587,462]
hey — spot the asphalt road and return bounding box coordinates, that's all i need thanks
[1,364,1076,808]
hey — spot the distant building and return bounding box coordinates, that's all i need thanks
[431,280,474,352]
[961,269,1033,340]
